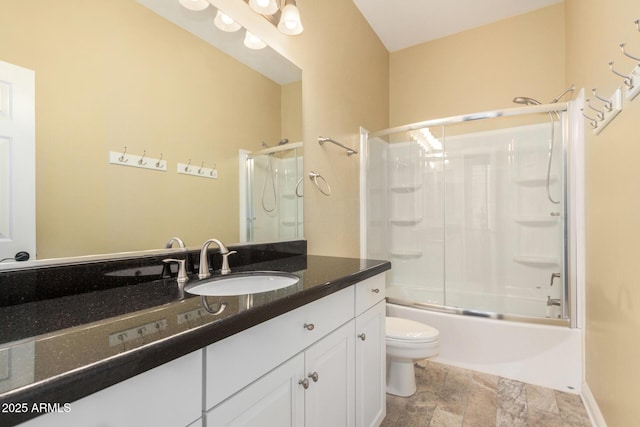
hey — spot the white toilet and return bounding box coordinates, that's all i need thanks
[385,316,440,397]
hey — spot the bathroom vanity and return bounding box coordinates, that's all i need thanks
[0,241,389,426]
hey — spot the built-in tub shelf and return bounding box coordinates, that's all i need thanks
[514,216,559,226]
[389,184,422,193]
[389,217,422,226]
[514,175,558,186]
[390,249,423,258]
[513,256,559,267]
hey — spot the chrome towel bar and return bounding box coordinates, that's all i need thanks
[318,136,357,156]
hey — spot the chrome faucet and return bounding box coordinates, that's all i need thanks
[165,237,186,249]
[198,239,237,279]
[162,258,189,299]
[547,296,561,307]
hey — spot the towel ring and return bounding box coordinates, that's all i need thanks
[309,171,331,196]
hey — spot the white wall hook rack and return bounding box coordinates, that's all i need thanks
[177,161,218,179]
[594,88,623,135]
[625,64,640,101]
[109,148,167,172]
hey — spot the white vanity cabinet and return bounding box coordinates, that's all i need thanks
[18,272,387,427]
[206,321,355,427]
[204,273,386,427]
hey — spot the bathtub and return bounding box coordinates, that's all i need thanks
[386,301,583,393]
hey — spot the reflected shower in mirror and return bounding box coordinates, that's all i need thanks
[240,141,304,243]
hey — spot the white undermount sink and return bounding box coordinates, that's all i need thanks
[184,272,300,296]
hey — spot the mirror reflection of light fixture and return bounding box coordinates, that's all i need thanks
[178,0,210,11]
[278,0,303,35]
[244,30,267,49]
[248,0,278,15]
[214,10,242,32]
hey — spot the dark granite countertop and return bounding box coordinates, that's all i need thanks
[0,244,390,426]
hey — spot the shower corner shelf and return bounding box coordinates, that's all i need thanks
[389,217,423,226]
[389,184,422,193]
[513,256,559,267]
[513,175,558,186]
[390,249,423,258]
[514,216,559,226]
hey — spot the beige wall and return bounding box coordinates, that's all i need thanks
[0,0,283,258]
[255,0,390,257]
[390,4,566,126]
[565,0,640,425]
[281,81,303,143]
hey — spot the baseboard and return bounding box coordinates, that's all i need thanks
[581,382,607,427]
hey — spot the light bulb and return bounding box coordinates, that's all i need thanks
[178,0,209,11]
[277,2,303,35]
[214,10,241,32]
[243,30,266,49]
[249,0,278,15]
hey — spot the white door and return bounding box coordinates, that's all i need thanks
[0,60,35,262]
[305,321,356,427]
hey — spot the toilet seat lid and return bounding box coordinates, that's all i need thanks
[386,317,439,342]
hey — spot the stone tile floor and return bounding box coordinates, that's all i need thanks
[381,360,592,427]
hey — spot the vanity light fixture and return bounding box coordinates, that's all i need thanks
[178,0,209,11]
[248,0,279,15]
[277,0,303,35]
[214,10,242,32]
[244,30,267,49]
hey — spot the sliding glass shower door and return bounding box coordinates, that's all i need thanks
[363,108,569,323]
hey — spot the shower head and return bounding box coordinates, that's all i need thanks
[512,96,542,106]
[278,138,289,145]
[551,84,575,103]
[513,85,576,106]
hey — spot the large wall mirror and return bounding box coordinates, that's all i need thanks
[0,0,302,264]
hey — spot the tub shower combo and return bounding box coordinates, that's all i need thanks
[361,90,584,392]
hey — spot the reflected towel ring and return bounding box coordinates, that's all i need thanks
[295,176,304,197]
[309,171,331,196]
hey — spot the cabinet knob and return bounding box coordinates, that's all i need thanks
[358,333,366,341]
[299,378,310,389]
[371,288,380,293]
[308,371,319,382]
[303,323,315,331]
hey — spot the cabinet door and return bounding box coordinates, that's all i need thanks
[21,350,202,427]
[355,300,386,427]
[206,354,305,427]
[304,321,355,427]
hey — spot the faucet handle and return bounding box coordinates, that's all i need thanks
[163,258,189,285]
[220,251,237,275]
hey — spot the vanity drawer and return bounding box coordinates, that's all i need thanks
[355,273,386,316]
[205,286,354,409]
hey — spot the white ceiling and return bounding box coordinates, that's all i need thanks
[352,0,563,52]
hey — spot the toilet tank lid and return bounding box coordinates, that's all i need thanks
[386,317,439,341]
